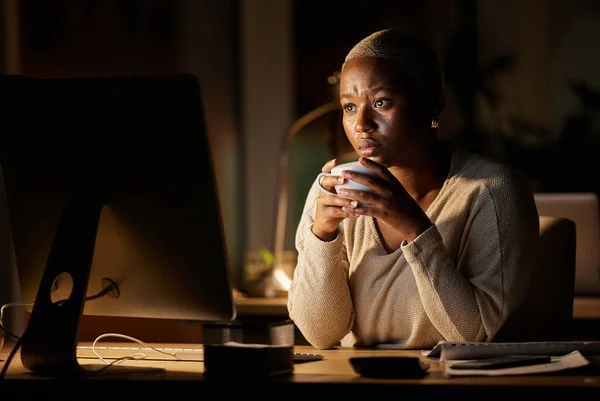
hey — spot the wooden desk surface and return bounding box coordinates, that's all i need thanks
[574,296,600,319]
[2,341,600,398]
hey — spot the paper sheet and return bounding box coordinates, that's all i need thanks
[444,350,589,376]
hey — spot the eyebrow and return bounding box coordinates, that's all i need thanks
[340,86,393,100]
[367,86,392,95]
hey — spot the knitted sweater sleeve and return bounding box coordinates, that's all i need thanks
[287,181,355,349]
[402,167,539,342]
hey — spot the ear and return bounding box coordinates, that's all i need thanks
[433,87,446,116]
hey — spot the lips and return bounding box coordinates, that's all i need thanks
[358,139,381,157]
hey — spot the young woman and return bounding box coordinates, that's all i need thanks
[287,28,539,350]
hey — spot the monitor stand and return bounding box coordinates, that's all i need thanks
[18,194,164,377]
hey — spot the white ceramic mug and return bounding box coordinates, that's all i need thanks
[315,161,376,204]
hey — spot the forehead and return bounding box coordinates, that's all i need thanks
[340,57,404,91]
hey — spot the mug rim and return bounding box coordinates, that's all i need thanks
[331,160,360,169]
[331,161,374,173]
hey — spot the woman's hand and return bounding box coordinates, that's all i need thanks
[335,157,432,242]
[312,159,360,241]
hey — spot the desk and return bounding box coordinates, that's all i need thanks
[235,293,600,341]
[2,341,600,398]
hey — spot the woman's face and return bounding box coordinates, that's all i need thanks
[339,57,430,167]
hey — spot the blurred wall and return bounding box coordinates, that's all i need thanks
[477,0,551,136]
[478,0,600,138]
[178,0,243,286]
[548,0,600,133]
[476,0,600,192]
[241,0,294,255]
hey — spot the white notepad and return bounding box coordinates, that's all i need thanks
[444,351,589,376]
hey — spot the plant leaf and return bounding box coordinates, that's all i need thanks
[258,247,274,267]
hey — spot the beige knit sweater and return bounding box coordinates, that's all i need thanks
[287,146,539,350]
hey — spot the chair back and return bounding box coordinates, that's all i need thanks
[496,215,576,341]
[534,193,600,295]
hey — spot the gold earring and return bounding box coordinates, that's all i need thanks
[431,116,439,129]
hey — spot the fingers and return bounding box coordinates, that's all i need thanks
[342,205,365,216]
[340,170,380,193]
[321,158,337,173]
[318,159,342,194]
[318,193,359,209]
[338,159,390,195]
[315,194,359,222]
[312,193,358,241]
[336,187,380,206]
[358,157,389,178]
[318,175,346,193]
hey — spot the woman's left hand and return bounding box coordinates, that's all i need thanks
[336,157,432,242]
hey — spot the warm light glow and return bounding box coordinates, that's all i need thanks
[273,267,292,292]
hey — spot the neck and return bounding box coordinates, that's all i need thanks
[388,141,451,201]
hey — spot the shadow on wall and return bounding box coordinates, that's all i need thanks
[443,30,600,197]
[480,79,600,196]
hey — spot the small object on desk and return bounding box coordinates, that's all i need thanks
[450,355,552,370]
[293,352,324,363]
[204,342,294,377]
[202,320,243,345]
[350,356,429,379]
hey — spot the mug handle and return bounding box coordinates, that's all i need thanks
[315,172,336,196]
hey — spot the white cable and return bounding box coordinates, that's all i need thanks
[0,302,34,337]
[92,333,178,365]
[1,296,97,330]
[2,302,180,369]
[1,301,34,325]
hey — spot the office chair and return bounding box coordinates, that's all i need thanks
[534,192,600,295]
[496,215,577,342]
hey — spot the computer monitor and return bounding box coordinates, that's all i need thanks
[0,74,237,375]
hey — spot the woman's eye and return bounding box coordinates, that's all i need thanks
[343,104,356,113]
[374,98,390,108]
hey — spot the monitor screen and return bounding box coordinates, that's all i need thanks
[0,74,237,374]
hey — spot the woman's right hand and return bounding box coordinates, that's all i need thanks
[312,159,359,241]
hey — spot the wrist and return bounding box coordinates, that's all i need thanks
[311,224,337,242]
[404,219,432,243]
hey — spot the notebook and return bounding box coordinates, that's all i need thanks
[421,340,600,361]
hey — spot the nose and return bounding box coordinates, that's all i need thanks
[355,107,376,134]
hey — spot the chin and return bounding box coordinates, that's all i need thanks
[364,154,385,165]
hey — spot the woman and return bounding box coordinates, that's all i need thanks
[287,28,539,350]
